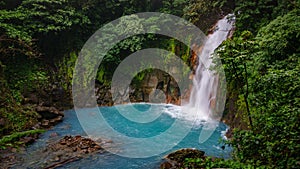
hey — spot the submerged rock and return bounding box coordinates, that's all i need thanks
[48,135,104,154]
[11,135,107,169]
[40,135,106,168]
[49,132,59,138]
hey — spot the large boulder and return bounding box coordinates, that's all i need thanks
[36,105,64,128]
[160,148,205,169]
[36,105,64,119]
[10,135,108,168]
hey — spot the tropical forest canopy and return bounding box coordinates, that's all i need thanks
[0,0,299,168]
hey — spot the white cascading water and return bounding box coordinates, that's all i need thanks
[185,15,234,122]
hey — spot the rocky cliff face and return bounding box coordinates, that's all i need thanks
[95,69,184,106]
[130,69,182,105]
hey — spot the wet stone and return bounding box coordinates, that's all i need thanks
[10,135,107,168]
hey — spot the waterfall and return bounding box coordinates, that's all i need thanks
[185,15,234,122]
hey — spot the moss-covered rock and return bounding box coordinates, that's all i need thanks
[161,148,205,169]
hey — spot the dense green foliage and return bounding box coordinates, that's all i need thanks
[0,105,39,135]
[0,0,196,139]
[183,0,234,32]
[183,0,300,168]
[1,0,299,168]
[0,0,87,138]
[230,8,299,168]
[184,157,268,169]
[211,1,300,168]
[234,0,297,34]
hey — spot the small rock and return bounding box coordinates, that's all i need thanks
[160,161,173,169]
[20,136,35,145]
[80,145,88,150]
[60,140,66,145]
[11,148,18,153]
[75,135,81,139]
[49,132,58,138]
[32,123,41,130]
[49,116,63,125]
[81,149,88,154]
[54,156,60,162]
[41,120,50,127]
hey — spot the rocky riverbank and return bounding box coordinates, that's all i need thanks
[1,135,109,169]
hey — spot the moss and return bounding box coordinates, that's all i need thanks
[0,106,39,136]
[0,129,45,149]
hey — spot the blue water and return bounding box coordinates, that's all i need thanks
[25,103,231,168]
